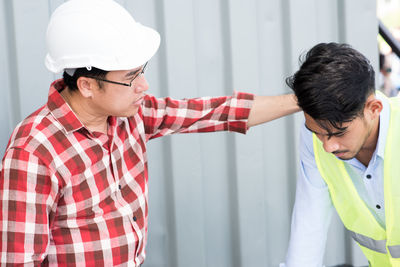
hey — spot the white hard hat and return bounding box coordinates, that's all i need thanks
[45,0,160,73]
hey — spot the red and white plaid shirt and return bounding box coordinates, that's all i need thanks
[0,79,253,266]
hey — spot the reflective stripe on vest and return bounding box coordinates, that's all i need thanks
[388,245,400,258]
[350,231,387,254]
[350,230,400,258]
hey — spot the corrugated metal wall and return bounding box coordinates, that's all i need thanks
[0,0,378,266]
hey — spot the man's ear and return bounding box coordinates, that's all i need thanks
[364,94,383,120]
[76,77,97,98]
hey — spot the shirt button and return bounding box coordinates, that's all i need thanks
[376,204,381,209]
[118,184,122,190]
[133,216,137,221]
[366,174,372,179]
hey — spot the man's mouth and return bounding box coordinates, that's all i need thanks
[133,96,144,105]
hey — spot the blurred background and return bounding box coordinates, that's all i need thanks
[0,0,397,266]
[377,0,400,98]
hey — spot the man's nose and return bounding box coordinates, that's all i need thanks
[322,137,340,153]
[134,75,149,94]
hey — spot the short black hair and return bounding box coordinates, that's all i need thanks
[63,67,108,91]
[286,42,375,132]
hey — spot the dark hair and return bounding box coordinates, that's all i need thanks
[286,42,375,132]
[63,67,108,91]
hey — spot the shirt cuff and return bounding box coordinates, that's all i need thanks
[227,91,254,134]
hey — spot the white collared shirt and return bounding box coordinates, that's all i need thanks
[283,94,390,267]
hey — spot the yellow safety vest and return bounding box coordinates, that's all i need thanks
[313,95,400,266]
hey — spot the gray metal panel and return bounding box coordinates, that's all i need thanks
[12,0,54,119]
[0,0,14,154]
[0,0,377,266]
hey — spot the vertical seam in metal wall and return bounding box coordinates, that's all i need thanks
[190,2,210,266]
[337,1,354,263]
[219,0,242,266]
[4,0,21,127]
[192,0,200,97]
[254,1,271,264]
[48,0,56,82]
[337,0,347,43]
[154,1,178,267]
[280,0,297,210]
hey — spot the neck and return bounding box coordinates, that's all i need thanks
[356,117,380,166]
[60,88,108,134]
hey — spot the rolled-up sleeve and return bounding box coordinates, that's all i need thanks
[141,92,254,140]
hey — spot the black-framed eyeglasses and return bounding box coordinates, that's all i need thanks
[85,62,148,87]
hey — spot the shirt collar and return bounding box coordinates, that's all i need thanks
[47,79,85,134]
[375,92,390,159]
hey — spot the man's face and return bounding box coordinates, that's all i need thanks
[304,113,373,161]
[90,65,149,118]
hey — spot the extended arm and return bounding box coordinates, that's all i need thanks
[142,92,299,140]
[247,94,300,128]
[142,92,254,139]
